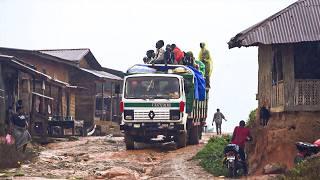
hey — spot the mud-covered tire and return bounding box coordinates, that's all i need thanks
[176,131,187,148]
[228,167,236,178]
[124,134,134,150]
[189,126,199,145]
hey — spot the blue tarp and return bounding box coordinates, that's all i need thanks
[187,66,206,101]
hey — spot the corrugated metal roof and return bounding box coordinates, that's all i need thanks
[39,49,90,61]
[0,55,80,88]
[228,0,320,48]
[80,68,123,81]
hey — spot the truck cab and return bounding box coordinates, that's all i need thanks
[120,64,207,149]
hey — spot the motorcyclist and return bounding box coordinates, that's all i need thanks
[231,120,252,175]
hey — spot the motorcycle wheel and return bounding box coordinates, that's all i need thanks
[228,167,237,178]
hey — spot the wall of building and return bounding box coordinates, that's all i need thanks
[69,69,97,127]
[0,64,5,135]
[13,54,70,82]
[79,58,91,69]
[257,45,273,107]
[248,111,320,174]
[70,92,76,118]
[19,74,32,114]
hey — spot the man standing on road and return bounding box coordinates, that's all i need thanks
[231,120,252,175]
[212,109,226,135]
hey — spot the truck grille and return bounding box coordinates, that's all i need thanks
[134,109,170,120]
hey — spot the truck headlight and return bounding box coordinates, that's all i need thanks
[124,110,134,120]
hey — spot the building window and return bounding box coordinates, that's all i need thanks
[272,48,283,85]
[294,42,320,79]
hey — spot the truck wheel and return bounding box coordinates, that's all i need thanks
[176,131,187,148]
[189,125,199,145]
[124,134,134,150]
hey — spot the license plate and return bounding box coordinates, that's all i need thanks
[161,124,169,128]
[227,156,235,160]
[133,124,140,128]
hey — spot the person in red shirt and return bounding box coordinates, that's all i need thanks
[231,120,252,175]
[170,44,184,64]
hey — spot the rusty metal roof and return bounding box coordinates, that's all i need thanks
[228,0,320,49]
[39,49,90,61]
[80,68,123,81]
[0,55,79,88]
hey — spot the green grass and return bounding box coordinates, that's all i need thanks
[194,135,231,176]
[246,108,257,128]
[284,156,320,180]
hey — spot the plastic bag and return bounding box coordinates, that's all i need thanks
[5,134,15,145]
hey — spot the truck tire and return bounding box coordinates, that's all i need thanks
[124,134,134,150]
[176,131,187,148]
[189,125,199,145]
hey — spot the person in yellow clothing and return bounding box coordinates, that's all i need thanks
[198,42,213,88]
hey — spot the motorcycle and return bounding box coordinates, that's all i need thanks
[223,144,245,177]
[294,139,320,164]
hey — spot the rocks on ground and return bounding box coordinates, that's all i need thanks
[263,163,287,174]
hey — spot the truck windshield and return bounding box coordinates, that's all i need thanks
[125,77,180,99]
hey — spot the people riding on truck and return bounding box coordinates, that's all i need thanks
[143,40,213,88]
[171,44,184,65]
[154,40,165,63]
[164,44,175,65]
[199,42,213,88]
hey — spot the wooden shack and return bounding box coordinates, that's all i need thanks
[229,0,320,113]
[228,0,320,172]
[38,49,123,127]
[0,55,74,137]
[0,48,123,132]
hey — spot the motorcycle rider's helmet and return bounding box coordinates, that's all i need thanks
[313,139,320,147]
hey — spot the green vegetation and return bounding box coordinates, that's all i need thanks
[194,135,231,176]
[246,108,257,127]
[284,156,320,180]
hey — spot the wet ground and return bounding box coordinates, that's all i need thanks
[1,134,216,179]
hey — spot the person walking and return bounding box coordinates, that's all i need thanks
[212,108,226,135]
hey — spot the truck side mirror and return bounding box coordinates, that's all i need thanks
[115,84,121,94]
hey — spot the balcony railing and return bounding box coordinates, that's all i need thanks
[294,79,320,106]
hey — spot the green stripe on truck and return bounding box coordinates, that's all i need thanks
[125,102,180,107]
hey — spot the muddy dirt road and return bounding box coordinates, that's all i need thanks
[3,134,215,179]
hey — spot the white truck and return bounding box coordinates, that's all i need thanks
[120,64,208,149]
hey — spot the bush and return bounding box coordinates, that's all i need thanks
[284,156,320,180]
[194,135,231,176]
[246,108,257,127]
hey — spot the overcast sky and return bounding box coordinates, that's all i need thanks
[0,0,296,132]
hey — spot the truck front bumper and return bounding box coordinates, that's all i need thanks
[120,122,184,132]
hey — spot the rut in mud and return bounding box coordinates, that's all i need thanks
[3,134,215,179]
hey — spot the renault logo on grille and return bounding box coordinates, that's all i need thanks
[148,111,155,119]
